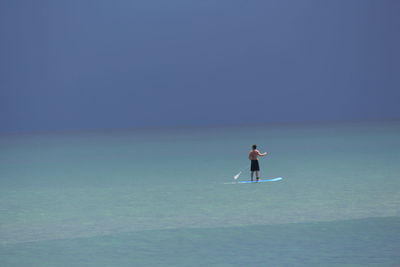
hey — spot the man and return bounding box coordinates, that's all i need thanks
[249,144,267,181]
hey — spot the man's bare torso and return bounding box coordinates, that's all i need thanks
[249,149,262,160]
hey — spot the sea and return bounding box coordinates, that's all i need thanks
[1,121,399,266]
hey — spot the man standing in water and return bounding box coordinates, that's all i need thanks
[249,145,267,181]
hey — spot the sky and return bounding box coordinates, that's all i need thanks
[1,0,399,133]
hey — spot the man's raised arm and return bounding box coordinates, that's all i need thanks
[258,151,267,156]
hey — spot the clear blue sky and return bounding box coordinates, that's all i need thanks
[1,0,399,133]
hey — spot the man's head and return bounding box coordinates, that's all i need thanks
[252,144,257,150]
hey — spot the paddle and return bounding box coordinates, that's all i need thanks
[233,166,249,180]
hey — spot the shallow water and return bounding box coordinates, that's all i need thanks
[1,121,399,266]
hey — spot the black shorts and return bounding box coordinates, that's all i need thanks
[251,160,260,171]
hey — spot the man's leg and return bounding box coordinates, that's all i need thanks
[256,171,259,181]
[251,171,254,181]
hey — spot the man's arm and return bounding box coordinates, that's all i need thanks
[258,151,268,156]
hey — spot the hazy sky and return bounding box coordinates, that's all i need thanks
[1,0,399,133]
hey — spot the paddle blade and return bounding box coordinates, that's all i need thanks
[234,171,241,180]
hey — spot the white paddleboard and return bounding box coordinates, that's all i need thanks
[238,177,283,183]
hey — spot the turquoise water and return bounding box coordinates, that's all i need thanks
[1,121,399,266]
